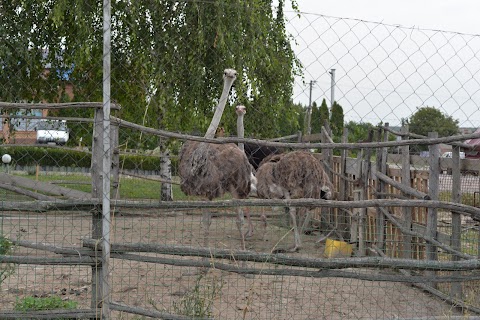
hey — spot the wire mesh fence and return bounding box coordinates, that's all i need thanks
[1,2,480,319]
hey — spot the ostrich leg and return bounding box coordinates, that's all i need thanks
[236,207,246,250]
[201,211,212,247]
[244,207,254,238]
[288,206,302,252]
[260,211,267,241]
[298,207,311,235]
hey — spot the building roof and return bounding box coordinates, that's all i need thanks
[465,127,480,150]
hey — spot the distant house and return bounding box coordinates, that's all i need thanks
[0,48,74,145]
[1,108,47,144]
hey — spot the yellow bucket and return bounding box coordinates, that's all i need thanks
[323,238,353,258]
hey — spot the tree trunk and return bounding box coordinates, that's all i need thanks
[159,143,173,202]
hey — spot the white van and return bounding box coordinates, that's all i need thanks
[441,151,465,159]
[36,120,69,145]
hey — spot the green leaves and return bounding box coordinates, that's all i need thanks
[2,1,299,145]
[409,106,459,137]
[330,101,344,137]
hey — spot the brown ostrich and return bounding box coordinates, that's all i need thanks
[178,69,253,250]
[255,150,334,252]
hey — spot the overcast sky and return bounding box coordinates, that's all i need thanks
[293,0,480,35]
[284,1,480,127]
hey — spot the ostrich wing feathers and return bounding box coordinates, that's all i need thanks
[179,141,252,200]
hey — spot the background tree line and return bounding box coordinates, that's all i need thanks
[1,1,461,151]
[1,0,301,149]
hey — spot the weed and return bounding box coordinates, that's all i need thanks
[0,235,12,255]
[0,235,14,285]
[172,274,222,318]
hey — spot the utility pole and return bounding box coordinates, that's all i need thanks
[329,68,336,110]
[306,80,316,136]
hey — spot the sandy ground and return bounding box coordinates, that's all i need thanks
[1,206,474,319]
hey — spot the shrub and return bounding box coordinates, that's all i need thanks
[0,146,170,172]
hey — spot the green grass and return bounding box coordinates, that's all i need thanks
[15,296,78,318]
[461,228,479,256]
[439,191,477,207]
[8,173,203,200]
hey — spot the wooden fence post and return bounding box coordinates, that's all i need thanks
[351,189,360,250]
[321,124,334,228]
[357,188,367,257]
[339,128,349,239]
[350,150,363,249]
[450,146,463,298]
[375,124,388,251]
[354,130,373,257]
[427,131,440,288]
[401,125,412,259]
[111,122,120,203]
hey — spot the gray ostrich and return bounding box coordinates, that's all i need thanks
[178,69,253,250]
[255,150,334,252]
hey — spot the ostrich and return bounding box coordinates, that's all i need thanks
[178,69,253,250]
[234,105,264,238]
[255,150,334,252]
[234,105,258,193]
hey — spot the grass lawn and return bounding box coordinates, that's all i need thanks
[3,173,191,200]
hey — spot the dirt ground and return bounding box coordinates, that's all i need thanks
[0,207,471,319]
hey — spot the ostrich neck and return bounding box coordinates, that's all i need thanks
[204,78,235,139]
[237,113,245,152]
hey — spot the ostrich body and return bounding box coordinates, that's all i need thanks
[255,150,334,252]
[179,69,253,250]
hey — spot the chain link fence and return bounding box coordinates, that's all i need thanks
[1,3,480,319]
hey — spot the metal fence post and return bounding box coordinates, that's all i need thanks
[100,0,112,317]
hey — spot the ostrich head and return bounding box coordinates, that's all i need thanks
[235,105,246,117]
[320,186,332,200]
[320,169,334,200]
[215,126,225,137]
[204,68,238,139]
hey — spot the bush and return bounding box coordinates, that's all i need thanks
[0,146,91,168]
[0,146,169,172]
